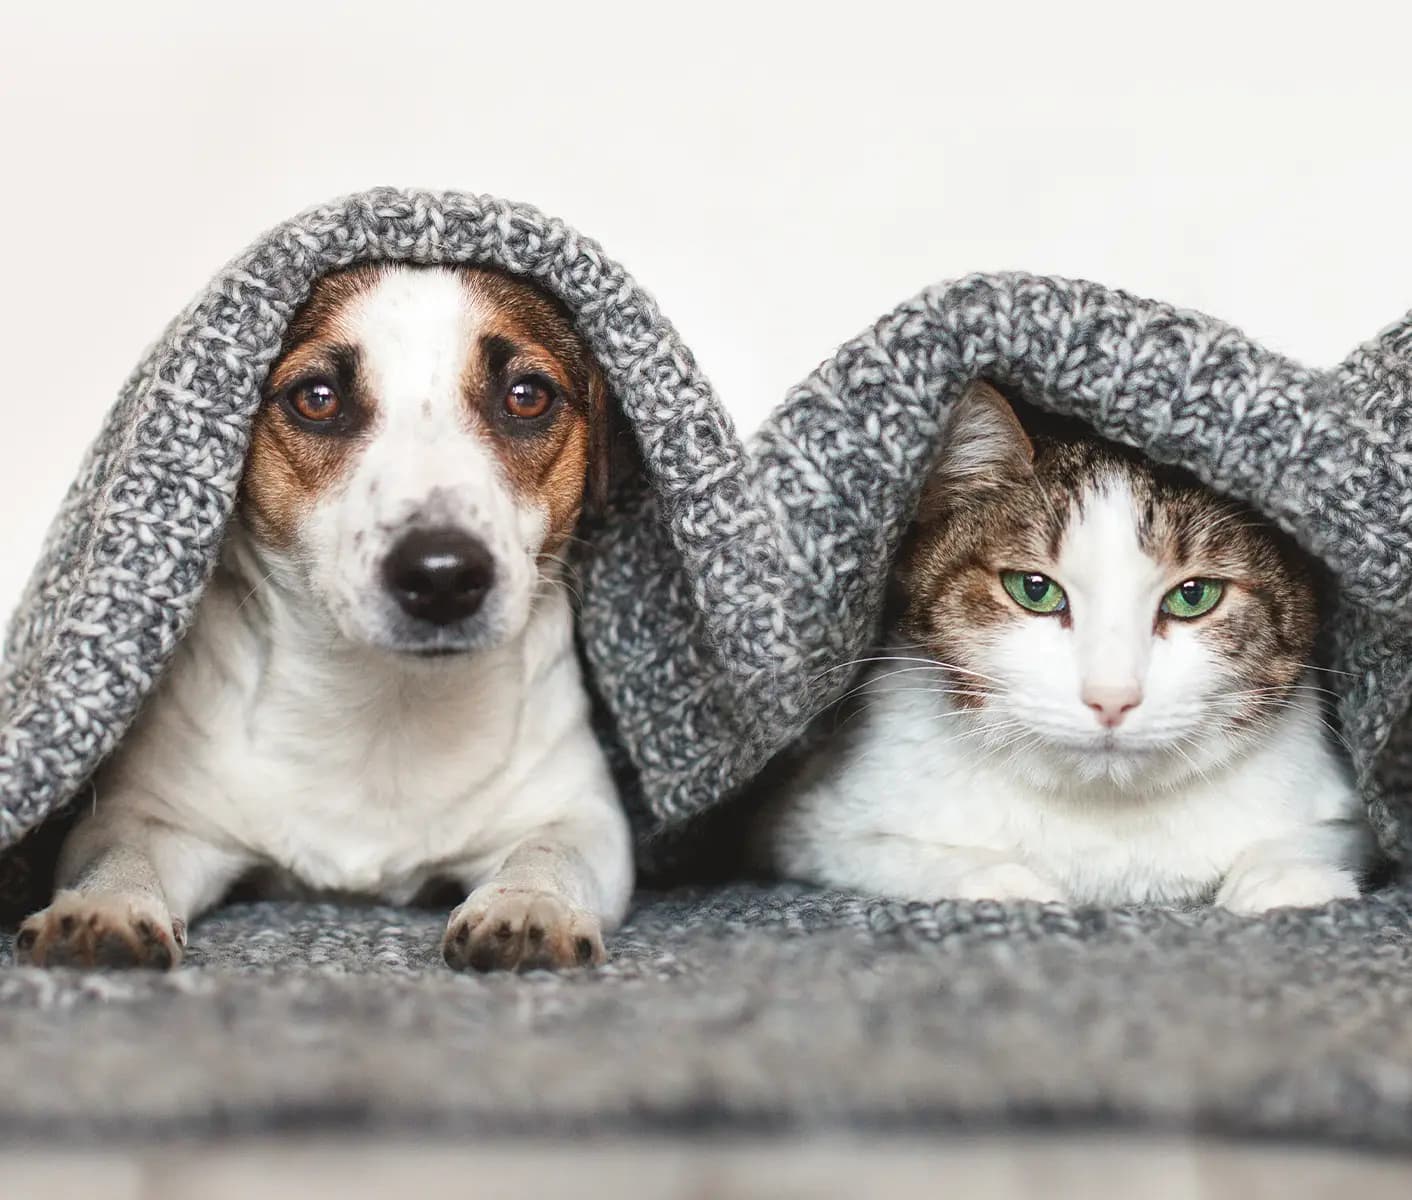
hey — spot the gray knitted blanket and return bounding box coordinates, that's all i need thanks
[3,885,1412,1147]
[1,189,1411,1145]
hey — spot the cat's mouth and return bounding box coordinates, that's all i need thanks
[1090,734,1169,766]
[1055,734,1158,761]
[1012,726,1164,755]
[977,710,1178,773]
[977,704,1218,788]
[1019,726,1207,789]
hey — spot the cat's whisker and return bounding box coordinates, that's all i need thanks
[811,667,993,727]
[1237,692,1352,741]
[809,655,934,682]
[870,685,999,706]
[845,664,961,688]
[926,661,1008,687]
[1163,737,1207,782]
[890,700,994,721]
[810,655,1008,689]
[833,666,963,707]
[1227,684,1342,703]
[1232,680,1341,693]
[973,721,1037,754]
[1298,663,1357,679]
[1248,700,1355,756]
[969,728,1043,773]
[1242,698,1354,754]
[858,657,1010,688]
[903,709,1023,744]
[835,684,999,719]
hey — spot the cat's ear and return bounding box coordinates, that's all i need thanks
[916,381,1034,523]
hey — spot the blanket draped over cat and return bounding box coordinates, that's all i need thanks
[1,188,1409,908]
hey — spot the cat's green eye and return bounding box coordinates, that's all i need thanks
[1001,571,1068,615]
[1161,579,1224,620]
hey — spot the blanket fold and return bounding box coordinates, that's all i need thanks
[2,189,1411,899]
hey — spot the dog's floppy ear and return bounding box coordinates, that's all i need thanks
[585,359,616,514]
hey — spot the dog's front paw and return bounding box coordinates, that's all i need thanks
[1216,859,1359,915]
[442,890,605,972]
[951,861,1066,903]
[14,891,185,969]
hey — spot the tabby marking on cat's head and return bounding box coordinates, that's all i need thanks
[895,381,1319,790]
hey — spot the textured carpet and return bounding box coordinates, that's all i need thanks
[3,884,1411,1148]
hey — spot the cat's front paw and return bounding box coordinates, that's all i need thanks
[14,891,185,968]
[951,861,1066,904]
[1216,860,1359,915]
[442,889,605,972]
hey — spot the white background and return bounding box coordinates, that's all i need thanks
[2,1,1410,626]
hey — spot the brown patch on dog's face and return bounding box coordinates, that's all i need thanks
[241,266,385,548]
[457,270,610,556]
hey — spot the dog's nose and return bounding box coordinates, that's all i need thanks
[381,528,496,626]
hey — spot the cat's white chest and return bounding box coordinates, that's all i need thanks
[774,667,1360,906]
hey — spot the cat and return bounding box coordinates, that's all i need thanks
[757,381,1373,913]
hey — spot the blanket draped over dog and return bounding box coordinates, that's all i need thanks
[2,189,1412,1148]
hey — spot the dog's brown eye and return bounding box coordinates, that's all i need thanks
[504,377,556,420]
[288,381,341,424]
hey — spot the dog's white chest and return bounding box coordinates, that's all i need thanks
[226,685,523,897]
[111,572,588,901]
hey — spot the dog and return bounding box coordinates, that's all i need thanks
[15,264,634,971]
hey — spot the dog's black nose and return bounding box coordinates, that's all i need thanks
[382,528,496,626]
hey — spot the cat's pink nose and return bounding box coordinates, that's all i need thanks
[1082,683,1143,728]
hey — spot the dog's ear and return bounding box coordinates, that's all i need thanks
[585,359,618,515]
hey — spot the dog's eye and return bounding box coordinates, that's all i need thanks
[286,381,342,425]
[504,377,557,420]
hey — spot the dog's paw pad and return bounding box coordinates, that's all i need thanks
[442,891,605,973]
[14,892,183,969]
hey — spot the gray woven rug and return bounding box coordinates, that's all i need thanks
[3,884,1411,1147]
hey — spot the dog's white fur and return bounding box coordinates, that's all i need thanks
[767,482,1369,913]
[20,268,633,969]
